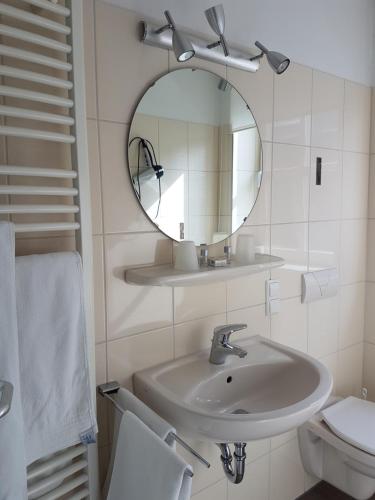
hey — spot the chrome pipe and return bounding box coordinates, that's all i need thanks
[218,442,247,484]
[141,21,259,73]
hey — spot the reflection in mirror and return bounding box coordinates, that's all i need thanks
[128,68,262,246]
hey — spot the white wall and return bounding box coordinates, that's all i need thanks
[104,0,375,86]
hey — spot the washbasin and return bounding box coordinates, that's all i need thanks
[134,335,332,443]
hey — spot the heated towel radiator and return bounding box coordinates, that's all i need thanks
[0,1,98,498]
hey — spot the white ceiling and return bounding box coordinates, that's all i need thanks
[103,0,375,86]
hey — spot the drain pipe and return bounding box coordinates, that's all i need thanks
[217,442,247,484]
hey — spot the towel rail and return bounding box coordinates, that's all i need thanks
[0,86,74,108]
[0,105,75,126]
[0,204,79,214]
[27,444,87,481]
[14,222,80,233]
[98,381,211,475]
[0,1,98,496]
[0,66,73,90]
[36,475,88,500]
[0,185,78,196]
[28,460,88,498]
[0,45,72,71]
[20,0,71,17]
[0,3,71,35]
[0,165,77,178]
[0,24,72,53]
[0,126,75,143]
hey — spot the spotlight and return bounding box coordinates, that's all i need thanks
[205,5,229,57]
[250,41,290,74]
[155,11,195,62]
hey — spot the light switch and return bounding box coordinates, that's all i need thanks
[266,279,281,315]
[269,281,280,298]
[269,298,281,315]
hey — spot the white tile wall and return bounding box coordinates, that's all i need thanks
[308,296,339,358]
[342,152,369,219]
[271,223,308,299]
[269,439,305,500]
[311,71,344,150]
[84,1,370,497]
[271,144,310,224]
[228,454,269,500]
[339,283,365,349]
[363,342,375,400]
[343,81,371,154]
[271,298,308,352]
[273,64,312,146]
[340,219,367,284]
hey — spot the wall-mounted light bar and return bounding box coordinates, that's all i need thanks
[141,4,291,75]
[141,20,259,73]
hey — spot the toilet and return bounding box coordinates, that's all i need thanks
[298,396,375,500]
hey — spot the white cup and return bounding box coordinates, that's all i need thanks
[174,241,199,271]
[235,234,256,264]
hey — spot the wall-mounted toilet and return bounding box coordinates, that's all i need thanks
[298,396,375,500]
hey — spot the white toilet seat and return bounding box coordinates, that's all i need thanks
[299,397,375,500]
[305,416,375,468]
[321,397,375,456]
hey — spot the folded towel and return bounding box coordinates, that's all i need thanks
[15,251,97,464]
[107,411,192,500]
[0,223,27,499]
[115,388,175,444]
[103,387,176,497]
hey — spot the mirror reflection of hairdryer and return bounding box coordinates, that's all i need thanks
[129,136,164,217]
[138,138,164,181]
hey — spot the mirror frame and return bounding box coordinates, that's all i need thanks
[126,67,264,246]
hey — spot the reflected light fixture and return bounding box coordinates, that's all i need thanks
[205,4,229,56]
[250,41,290,74]
[155,10,195,62]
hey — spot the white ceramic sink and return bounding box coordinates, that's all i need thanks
[134,336,332,443]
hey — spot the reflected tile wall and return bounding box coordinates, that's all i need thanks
[84,1,370,497]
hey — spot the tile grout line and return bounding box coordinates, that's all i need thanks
[306,68,314,355]
[269,64,276,344]
[92,0,109,384]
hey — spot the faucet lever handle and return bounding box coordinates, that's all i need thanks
[213,323,247,343]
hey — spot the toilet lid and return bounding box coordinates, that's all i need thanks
[322,396,375,455]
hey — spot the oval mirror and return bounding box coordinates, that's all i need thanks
[128,68,262,246]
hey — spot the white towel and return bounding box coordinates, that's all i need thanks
[15,251,97,464]
[107,411,192,500]
[0,222,27,500]
[115,388,176,444]
[103,387,176,498]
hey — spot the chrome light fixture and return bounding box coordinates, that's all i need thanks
[155,10,195,62]
[205,5,229,57]
[250,41,290,74]
[141,10,290,74]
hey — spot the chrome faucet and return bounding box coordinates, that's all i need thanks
[209,324,248,365]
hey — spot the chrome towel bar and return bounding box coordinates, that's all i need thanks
[0,380,13,419]
[97,381,211,475]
